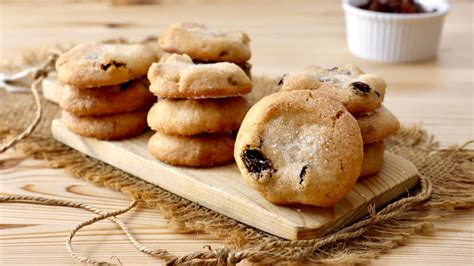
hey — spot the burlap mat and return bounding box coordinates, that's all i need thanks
[0,53,473,265]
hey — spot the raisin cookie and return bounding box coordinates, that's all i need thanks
[60,78,155,116]
[158,22,251,63]
[148,131,235,167]
[147,97,250,135]
[62,108,149,140]
[148,54,252,98]
[234,90,363,207]
[360,141,385,178]
[56,43,157,88]
[279,65,386,114]
[356,106,400,144]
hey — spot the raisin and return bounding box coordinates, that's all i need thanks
[359,0,427,14]
[227,76,239,86]
[331,110,345,126]
[219,50,229,57]
[100,60,126,71]
[278,73,288,86]
[329,67,339,71]
[351,81,371,94]
[241,149,275,180]
[299,165,309,185]
[100,64,109,70]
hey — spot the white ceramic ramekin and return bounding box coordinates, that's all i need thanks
[342,0,450,63]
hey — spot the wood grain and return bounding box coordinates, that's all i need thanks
[0,0,473,264]
[0,150,223,265]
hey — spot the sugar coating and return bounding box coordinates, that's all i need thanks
[56,43,157,88]
[158,22,251,63]
[148,54,252,99]
[264,117,328,164]
[279,65,386,114]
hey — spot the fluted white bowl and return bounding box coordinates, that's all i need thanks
[342,0,449,63]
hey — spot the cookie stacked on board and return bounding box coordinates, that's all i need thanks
[147,54,252,167]
[278,65,400,177]
[158,22,252,77]
[56,43,158,140]
[145,22,253,167]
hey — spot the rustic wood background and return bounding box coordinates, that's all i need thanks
[0,0,473,264]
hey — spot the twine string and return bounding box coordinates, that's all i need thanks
[0,50,60,153]
[0,195,177,265]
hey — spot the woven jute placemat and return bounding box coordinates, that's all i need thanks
[0,48,472,265]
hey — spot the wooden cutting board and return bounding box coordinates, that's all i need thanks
[44,78,419,240]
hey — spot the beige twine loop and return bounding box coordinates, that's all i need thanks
[0,50,60,153]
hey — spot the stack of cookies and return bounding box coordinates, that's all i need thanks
[56,43,158,140]
[157,22,252,77]
[278,65,400,177]
[147,54,252,167]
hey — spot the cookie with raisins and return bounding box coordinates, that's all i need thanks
[234,90,363,207]
[148,54,252,98]
[56,43,157,88]
[158,22,251,64]
[278,65,386,114]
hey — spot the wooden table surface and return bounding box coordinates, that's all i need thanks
[1,0,473,265]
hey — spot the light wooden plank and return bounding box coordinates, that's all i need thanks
[51,119,419,240]
[42,75,61,103]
